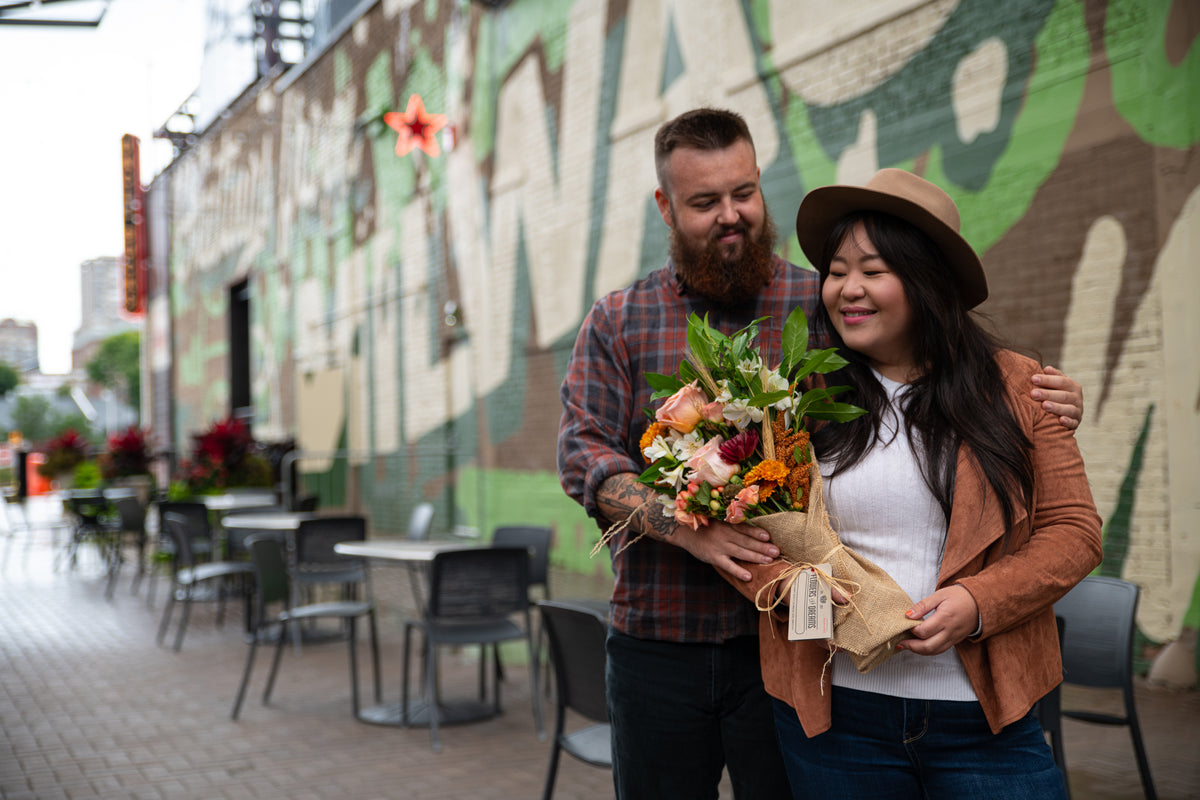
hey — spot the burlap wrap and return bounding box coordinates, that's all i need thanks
[750,459,918,673]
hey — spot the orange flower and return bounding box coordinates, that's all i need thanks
[744,459,788,485]
[640,422,668,460]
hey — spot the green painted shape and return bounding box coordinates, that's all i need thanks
[924,0,1089,255]
[1107,0,1200,148]
[334,47,352,92]
[804,0,1057,192]
[1098,404,1154,578]
[578,14,626,317]
[1184,570,1200,629]
[484,225,532,443]
[456,465,612,579]
[660,12,685,95]
[468,0,574,160]
[748,0,773,48]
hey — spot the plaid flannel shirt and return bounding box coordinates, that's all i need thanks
[558,257,823,643]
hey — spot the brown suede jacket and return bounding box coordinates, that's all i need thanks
[725,350,1103,736]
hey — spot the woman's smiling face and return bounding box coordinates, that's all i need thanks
[822,221,918,383]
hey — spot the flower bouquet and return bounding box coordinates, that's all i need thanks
[637,309,919,673]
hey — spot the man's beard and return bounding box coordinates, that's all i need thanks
[671,209,778,306]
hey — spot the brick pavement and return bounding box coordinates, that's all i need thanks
[2,498,1197,799]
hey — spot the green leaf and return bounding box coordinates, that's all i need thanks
[805,402,869,422]
[645,372,685,394]
[779,306,809,375]
[637,462,667,486]
[792,347,846,382]
[687,314,716,371]
[748,390,790,408]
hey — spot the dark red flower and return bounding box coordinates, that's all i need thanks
[719,429,760,463]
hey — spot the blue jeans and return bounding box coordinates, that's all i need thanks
[773,687,1066,799]
[606,629,789,800]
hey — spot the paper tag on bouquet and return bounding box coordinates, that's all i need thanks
[788,563,833,641]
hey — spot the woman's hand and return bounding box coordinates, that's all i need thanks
[898,585,979,656]
[1031,366,1084,431]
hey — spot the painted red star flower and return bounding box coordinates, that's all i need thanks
[383,94,448,157]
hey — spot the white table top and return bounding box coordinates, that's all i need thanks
[199,492,279,511]
[333,539,481,563]
[222,511,317,530]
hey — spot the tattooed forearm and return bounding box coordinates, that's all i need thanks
[597,473,678,540]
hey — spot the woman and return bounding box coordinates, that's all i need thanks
[736,169,1102,799]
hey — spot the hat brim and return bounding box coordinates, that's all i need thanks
[795,185,988,309]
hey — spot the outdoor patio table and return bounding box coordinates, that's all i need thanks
[198,491,280,512]
[332,538,491,728]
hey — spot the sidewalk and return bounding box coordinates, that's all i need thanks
[2,498,1197,799]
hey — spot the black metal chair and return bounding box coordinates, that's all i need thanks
[1055,576,1157,799]
[538,600,611,800]
[146,501,215,606]
[1036,615,1069,799]
[232,535,381,720]
[407,502,435,540]
[493,526,553,687]
[155,511,254,652]
[102,492,149,600]
[293,516,369,600]
[401,546,541,749]
[58,490,110,573]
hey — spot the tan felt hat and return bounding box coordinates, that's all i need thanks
[795,168,988,308]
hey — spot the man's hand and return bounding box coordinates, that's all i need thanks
[1031,366,1084,431]
[898,585,979,656]
[596,473,778,580]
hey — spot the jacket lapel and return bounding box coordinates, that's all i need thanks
[939,445,1028,584]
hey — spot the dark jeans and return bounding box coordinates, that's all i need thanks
[605,629,789,800]
[773,687,1066,799]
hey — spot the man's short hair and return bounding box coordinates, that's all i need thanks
[654,108,755,194]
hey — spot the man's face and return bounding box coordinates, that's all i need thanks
[655,139,776,304]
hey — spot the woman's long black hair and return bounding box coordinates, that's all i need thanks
[810,211,1034,548]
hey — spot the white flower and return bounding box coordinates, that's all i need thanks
[642,434,674,463]
[761,368,796,412]
[655,493,676,517]
[671,430,705,461]
[737,355,763,380]
[722,397,763,429]
[656,462,687,492]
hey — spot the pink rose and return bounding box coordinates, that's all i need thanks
[685,437,739,487]
[656,382,711,434]
[724,484,761,525]
[675,507,709,530]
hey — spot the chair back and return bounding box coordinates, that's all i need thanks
[1055,575,1139,689]
[539,601,609,723]
[407,502,435,540]
[110,495,146,535]
[161,512,199,568]
[492,526,552,592]
[156,501,212,550]
[428,547,529,621]
[295,516,365,564]
[294,516,368,582]
[247,535,291,609]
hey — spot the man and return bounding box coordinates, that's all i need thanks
[557,108,1082,799]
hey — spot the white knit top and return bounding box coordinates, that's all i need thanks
[819,370,977,702]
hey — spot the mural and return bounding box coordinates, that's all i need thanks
[152,0,1199,655]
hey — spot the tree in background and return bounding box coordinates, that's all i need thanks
[0,361,19,398]
[5,395,97,447]
[86,331,140,415]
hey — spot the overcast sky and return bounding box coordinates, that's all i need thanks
[0,0,206,374]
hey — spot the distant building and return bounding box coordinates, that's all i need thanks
[71,257,139,370]
[0,318,38,373]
